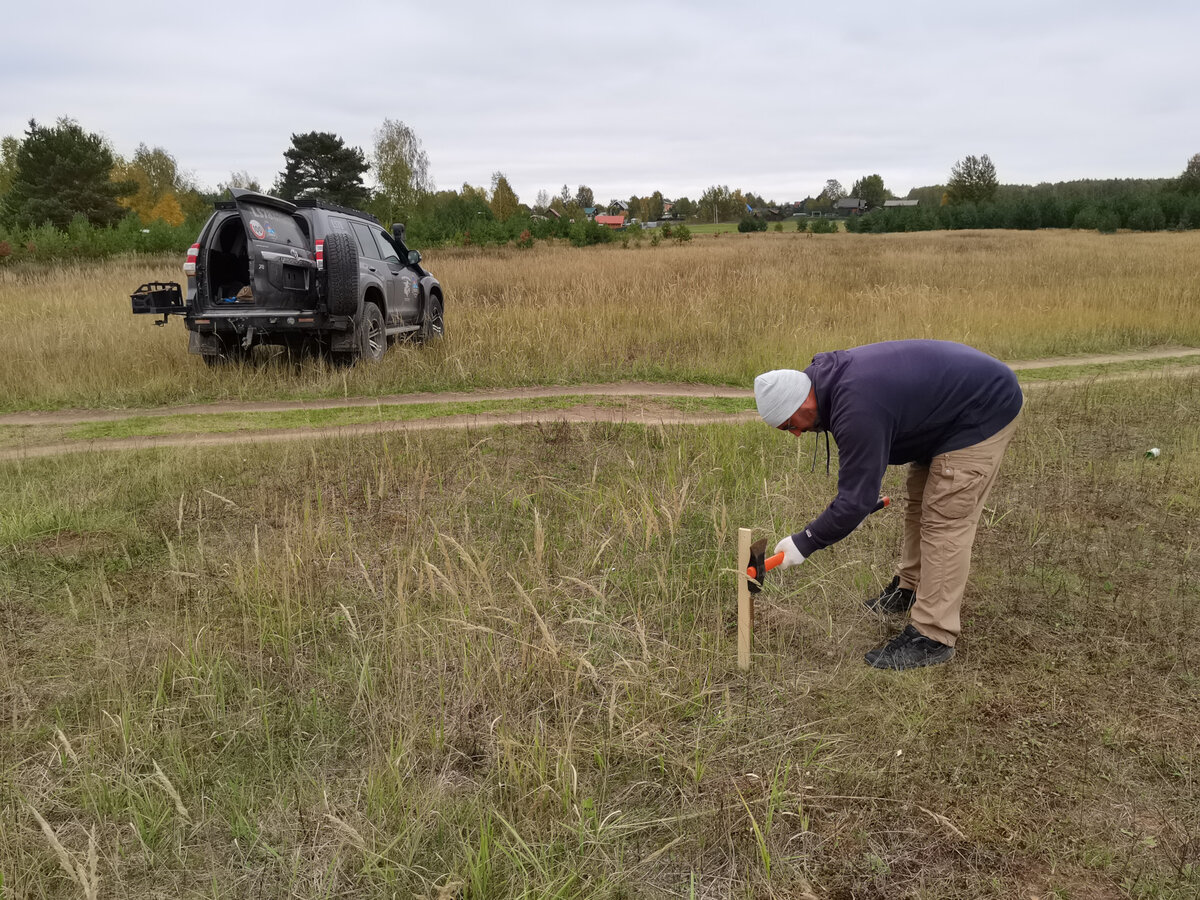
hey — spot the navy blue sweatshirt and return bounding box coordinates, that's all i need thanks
[790,340,1022,557]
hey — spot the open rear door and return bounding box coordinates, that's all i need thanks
[228,188,316,308]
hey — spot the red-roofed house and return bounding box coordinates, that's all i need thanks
[595,215,626,229]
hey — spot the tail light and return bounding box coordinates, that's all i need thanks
[183,243,199,276]
[314,238,324,271]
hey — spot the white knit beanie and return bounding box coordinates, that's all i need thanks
[754,369,812,427]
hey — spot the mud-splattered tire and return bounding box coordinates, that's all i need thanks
[415,292,444,344]
[359,302,386,362]
[323,232,359,316]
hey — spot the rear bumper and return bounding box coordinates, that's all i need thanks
[185,310,354,333]
[185,310,357,354]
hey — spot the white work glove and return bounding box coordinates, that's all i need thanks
[773,535,806,570]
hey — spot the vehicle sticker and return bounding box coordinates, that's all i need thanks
[266,224,276,238]
[249,219,266,240]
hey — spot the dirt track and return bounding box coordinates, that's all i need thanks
[1,347,1197,460]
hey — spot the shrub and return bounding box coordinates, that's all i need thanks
[738,216,767,233]
[1096,210,1120,234]
[950,202,979,230]
[650,233,661,247]
[773,222,783,232]
[674,224,692,243]
[568,220,614,247]
[1127,204,1166,232]
[661,224,673,239]
[1005,200,1042,231]
[516,229,533,249]
[1072,206,1101,230]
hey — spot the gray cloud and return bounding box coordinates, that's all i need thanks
[3,0,1196,204]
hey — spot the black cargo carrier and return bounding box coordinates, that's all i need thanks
[130,282,185,323]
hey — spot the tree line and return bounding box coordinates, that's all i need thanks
[1,117,1198,266]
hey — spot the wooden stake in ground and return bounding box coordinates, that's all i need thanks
[737,527,753,671]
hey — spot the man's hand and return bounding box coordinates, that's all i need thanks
[773,535,806,570]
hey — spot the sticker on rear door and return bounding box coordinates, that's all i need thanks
[249,220,266,239]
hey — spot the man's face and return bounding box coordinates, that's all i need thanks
[776,390,819,436]
[777,408,810,437]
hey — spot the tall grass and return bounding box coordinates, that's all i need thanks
[1,230,1198,410]
[2,373,1198,897]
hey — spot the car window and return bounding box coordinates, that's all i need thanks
[350,222,381,259]
[372,229,400,263]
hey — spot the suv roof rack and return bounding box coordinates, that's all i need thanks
[294,198,381,225]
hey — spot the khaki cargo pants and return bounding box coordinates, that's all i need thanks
[896,413,1020,647]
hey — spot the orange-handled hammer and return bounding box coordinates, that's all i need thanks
[745,496,890,591]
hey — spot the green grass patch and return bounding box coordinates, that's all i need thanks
[656,395,757,415]
[61,396,600,441]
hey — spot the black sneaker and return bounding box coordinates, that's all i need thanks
[864,575,916,615]
[865,625,955,670]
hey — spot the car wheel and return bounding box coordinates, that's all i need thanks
[415,293,444,343]
[323,232,359,316]
[359,302,386,362]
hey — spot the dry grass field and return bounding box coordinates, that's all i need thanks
[2,231,1199,898]
[1,229,1198,411]
[2,373,1198,898]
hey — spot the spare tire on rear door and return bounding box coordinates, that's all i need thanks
[323,232,359,316]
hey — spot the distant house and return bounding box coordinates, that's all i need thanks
[746,206,783,221]
[545,208,562,220]
[834,197,867,215]
[583,207,597,219]
[662,199,675,217]
[607,200,629,215]
[884,199,919,208]
[595,215,626,229]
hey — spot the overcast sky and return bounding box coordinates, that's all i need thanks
[4,1,1197,204]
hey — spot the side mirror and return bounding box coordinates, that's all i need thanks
[407,249,421,266]
[392,223,406,244]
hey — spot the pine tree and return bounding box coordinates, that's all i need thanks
[275,132,370,208]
